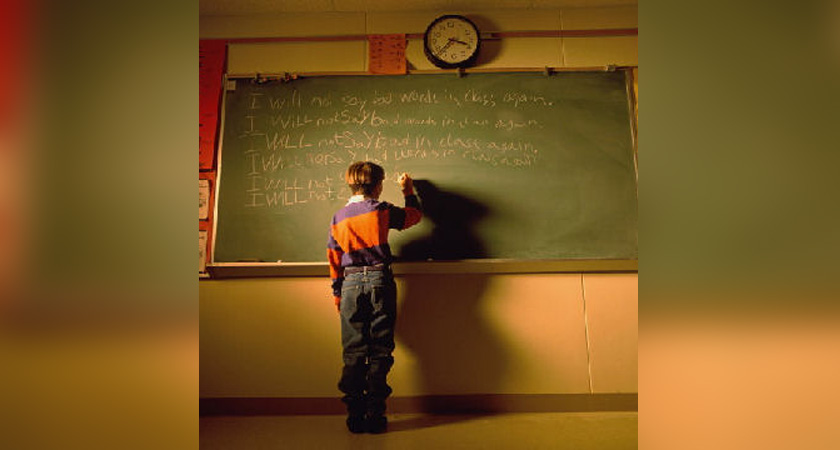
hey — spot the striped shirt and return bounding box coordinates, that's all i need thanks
[327,194,422,298]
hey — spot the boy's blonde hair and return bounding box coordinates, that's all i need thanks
[345,161,385,196]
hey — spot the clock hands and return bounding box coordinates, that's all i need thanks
[438,37,470,55]
[438,39,455,54]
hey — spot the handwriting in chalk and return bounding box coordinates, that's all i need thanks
[233,84,559,208]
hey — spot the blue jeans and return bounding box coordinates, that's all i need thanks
[338,267,397,417]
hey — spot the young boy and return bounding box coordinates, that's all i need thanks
[327,161,422,433]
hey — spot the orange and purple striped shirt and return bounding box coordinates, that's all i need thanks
[327,194,422,297]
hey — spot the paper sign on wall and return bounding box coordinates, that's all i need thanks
[199,230,208,273]
[199,179,210,220]
[368,34,406,75]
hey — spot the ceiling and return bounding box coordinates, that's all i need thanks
[200,0,637,16]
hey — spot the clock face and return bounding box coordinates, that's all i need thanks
[423,15,481,68]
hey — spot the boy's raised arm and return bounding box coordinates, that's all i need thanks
[393,173,422,230]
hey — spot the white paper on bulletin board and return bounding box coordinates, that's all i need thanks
[199,230,208,273]
[199,179,210,220]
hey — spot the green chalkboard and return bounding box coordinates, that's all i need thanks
[213,71,637,263]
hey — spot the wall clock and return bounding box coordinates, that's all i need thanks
[423,15,481,69]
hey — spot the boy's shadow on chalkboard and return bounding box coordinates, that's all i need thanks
[392,181,509,431]
[399,180,487,261]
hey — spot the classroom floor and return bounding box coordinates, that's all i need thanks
[199,411,638,449]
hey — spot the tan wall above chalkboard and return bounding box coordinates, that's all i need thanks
[212,71,637,264]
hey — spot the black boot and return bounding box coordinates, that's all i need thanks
[365,414,388,434]
[346,414,366,434]
[365,365,391,434]
[342,395,367,434]
[365,394,388,434]
[339,359,369,434]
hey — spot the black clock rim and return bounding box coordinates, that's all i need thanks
[423,14,482,69]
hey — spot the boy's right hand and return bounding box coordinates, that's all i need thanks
[398,173,414,194]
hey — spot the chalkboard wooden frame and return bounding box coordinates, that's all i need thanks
[207,68,638,278]
[205,259,637,278]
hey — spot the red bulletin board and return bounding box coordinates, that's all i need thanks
[199,39,227,170]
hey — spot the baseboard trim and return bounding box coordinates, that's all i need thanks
[200,393,637,416]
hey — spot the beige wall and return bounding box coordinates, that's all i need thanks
[199,7,637,73]
[199,7,637,399]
